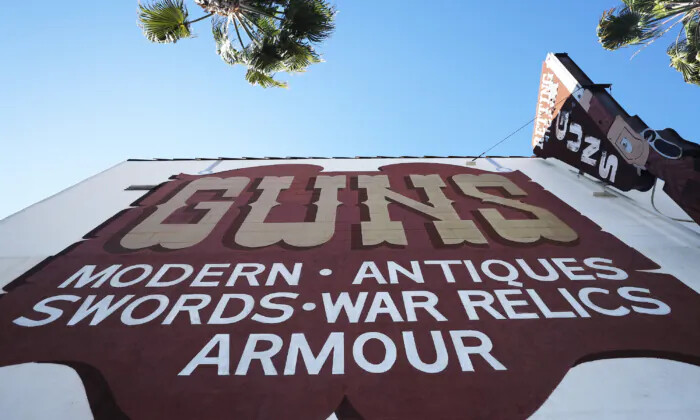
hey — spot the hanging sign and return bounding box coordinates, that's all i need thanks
[532,54,655,192]
[532,53,699,224]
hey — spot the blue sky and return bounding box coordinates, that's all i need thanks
[0,1,697,219]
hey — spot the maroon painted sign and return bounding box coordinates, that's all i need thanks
[534,94,656,192]
[1,163,698,419]
[532,53,700,223]
[532,56,655,192]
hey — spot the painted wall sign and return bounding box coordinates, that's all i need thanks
[0,163,698,419]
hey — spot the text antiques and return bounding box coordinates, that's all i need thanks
[15,258,670,376]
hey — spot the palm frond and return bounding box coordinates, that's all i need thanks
[246,37,285,73]
[245,68,288,88]
[283,0,336,43]
[138,0,335,87]
[622,0,656,13]
[253,15,280,37]
[279,37,321,72]
[597,1,700,86]
[667,39,700,85]
[597,6,659,50]
[212,17,240,66]
[138,0,191,43]
[647,0,700,20]
[686,14,700,47]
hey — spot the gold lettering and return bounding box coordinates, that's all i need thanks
[358,174,486,246]
[452,174,577,244]
[234,176,345,248]
[121,177,249,250]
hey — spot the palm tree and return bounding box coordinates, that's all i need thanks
[597,0,700,86]
[138,0,336,88]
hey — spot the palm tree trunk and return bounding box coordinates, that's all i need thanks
[186,12,214,25]
[240,12,267,35]
[232,17,246,50]
[236,13,259,44]
[240,4,284,21]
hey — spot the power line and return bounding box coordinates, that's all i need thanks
[471,87,584,161]
[650,180,693,223]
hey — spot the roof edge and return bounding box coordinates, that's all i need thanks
[126,155,533,162]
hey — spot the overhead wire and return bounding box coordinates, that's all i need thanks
[471,86,584,161]
[650,180,694,223]
[470,85,695,224]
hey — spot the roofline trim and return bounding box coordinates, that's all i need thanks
[126,155,533,162]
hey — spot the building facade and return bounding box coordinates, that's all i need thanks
[0,156,698,419]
